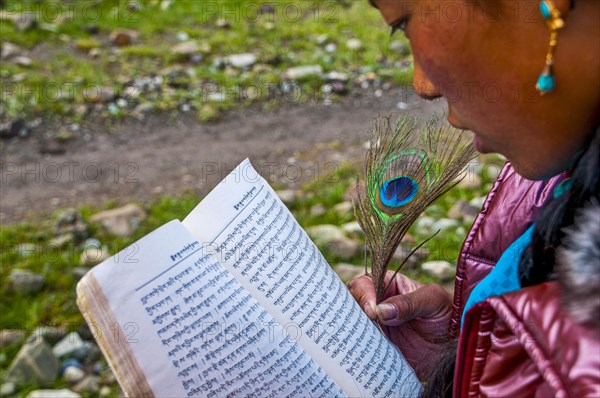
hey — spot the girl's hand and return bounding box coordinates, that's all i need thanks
[348,271,453,378]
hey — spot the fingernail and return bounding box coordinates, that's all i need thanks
[376,303,397,321]
[364,302,376,319]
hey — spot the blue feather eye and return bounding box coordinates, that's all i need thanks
[380,176,419,208]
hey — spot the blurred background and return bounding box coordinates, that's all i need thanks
[0,1,504,396]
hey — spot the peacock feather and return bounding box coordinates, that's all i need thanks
[354,114,477,304]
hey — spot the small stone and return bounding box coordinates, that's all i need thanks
[8,269,45,293]
[306,225,360,260]
[176,31,189,41]
[415,216,435,233]
[16,243,36,258]
[99,386,111,397]
[0,330,25,348]
[341,221,364,237]
[1,42,24,60]
[109,29,139,47]
[27,326,67,346]
[397,101,410,110]
[80,247,109,266]
[275,190,297,206]
[26,390,81,398]
[226,53,256,69]
[469,196,486,210]
[72,376,100,394]
[14,13,36,32]
[11,55,32,67]
[283,65,323,80]
[334,263,364,283]
[432,218,460,231]
[421,261,456,281]
[390,40,410,56]
[6,340,59,386]
[60,359,83,375]
[310,203,326,217]
[54,209,89,244]
[63,366,85,383]
[333,201,353,217]
[215,18,230,28]
[83,87,116,103]
[324,43,337,53]
[1,382,15,396]
[172,41,200,57]
[346,38,362,50]
[325,71,349,82]
[90,204,146,237]
[52,333,85,359]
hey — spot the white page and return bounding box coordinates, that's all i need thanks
[90,220,344,397]
[183,159,422,397]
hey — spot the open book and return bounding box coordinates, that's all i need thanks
[76,159,422,397]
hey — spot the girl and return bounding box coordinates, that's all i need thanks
[349,0,599,396]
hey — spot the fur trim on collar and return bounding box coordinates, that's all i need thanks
[556,198,600,330]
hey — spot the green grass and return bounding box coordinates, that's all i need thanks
[1,0,411,122]
[0,152,500,395]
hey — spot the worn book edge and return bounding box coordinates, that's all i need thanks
[77,274,154,397]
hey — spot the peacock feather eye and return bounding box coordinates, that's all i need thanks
[380,176,419,208]
[373,150,429,216]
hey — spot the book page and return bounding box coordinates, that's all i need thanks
[183,159,422,397]
[80,220,344,397]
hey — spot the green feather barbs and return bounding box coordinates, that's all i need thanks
[354,115,477,304]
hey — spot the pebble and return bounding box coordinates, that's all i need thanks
[324,43,337,53]
[469,196,486,209]
[109,29,139,46]
[390,40,410,56]
[172,41,200,57]
[12,55,32,67]
[52,332,85,359]
[16,243,37,258]
[26,390,81,398]
[226,53,257,69]
[421,261,456,281]
[0,382,15,396]
[72,375,100,394]
[82,87,116,104]
[346,38,362,50]
[8,269,45,293]
[310,203,326,217]
[80,247,110,266]
[1,42,24,60]
[283,65,323,80]
[14,13,37,32]
[90,204,146,237]
[26,326,67,346]
[60,359,83,375]
[333,201,353,217]
[306,224,360,260]
[432,218,460,231]
[63,366,85,383]
[275,190,298,206]
[341,221,364,237]
[0,330,24,348]
[325,71,349,82]
[99,386,111,397]
[6,340,58,385]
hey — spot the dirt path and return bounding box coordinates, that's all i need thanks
[1,90,445,224]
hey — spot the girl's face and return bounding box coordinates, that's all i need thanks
[371,0,600,179]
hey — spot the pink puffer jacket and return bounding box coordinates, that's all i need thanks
[450,162,600,397]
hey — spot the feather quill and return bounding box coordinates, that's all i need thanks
[354,114,477,303]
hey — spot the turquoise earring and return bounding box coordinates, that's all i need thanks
[536,0,565,95]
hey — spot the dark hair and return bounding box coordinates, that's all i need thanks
[422,124,599,398]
